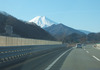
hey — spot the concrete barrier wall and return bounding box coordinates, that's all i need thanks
[0,36,62,46]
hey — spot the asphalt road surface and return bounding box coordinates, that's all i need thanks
[2,44,100,70]
[3,47,72,70]
[61,44,100,70]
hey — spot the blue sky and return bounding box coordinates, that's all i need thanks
[0,0,100,32]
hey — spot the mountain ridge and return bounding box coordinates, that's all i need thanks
[78,30,91,35]
[44,23,85,40]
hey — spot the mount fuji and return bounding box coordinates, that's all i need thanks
[29,16,58,28]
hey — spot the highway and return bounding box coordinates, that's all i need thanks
[61,45,100,70]
[1,44,100,70]
[3,47,72,70]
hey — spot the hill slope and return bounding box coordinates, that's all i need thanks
[44,24,85,40]
[0,12,56,40]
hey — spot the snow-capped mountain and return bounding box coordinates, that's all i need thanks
[29,16,58,28]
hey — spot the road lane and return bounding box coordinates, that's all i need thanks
[84,45,100,60]
[4,47,71,70]
[60,47,100,70]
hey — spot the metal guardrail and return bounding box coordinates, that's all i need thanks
[0,44,66,68]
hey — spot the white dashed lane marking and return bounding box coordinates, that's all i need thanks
[84,48,86,50]
[86,51,89,53]
[92,55,100,61]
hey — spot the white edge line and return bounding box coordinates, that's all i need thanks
[92,55,100,61]
[44,48,72,70]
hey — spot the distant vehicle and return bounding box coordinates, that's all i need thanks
[76,43,82,48]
